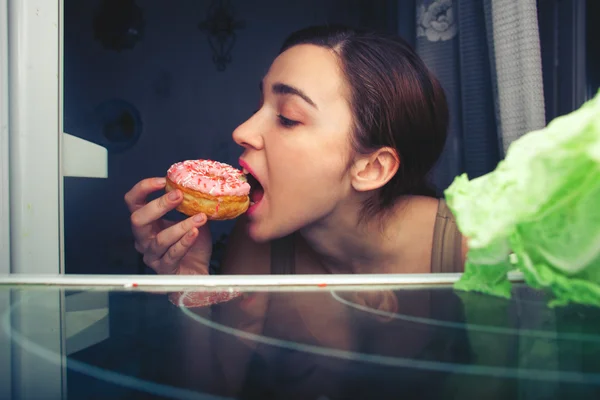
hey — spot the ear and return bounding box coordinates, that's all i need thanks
[351,147,400,192]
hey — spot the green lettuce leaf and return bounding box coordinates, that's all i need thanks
[444,90,600,307]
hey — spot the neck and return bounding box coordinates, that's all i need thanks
[299,197,424,274]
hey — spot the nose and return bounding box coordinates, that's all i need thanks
[232,112,264,150]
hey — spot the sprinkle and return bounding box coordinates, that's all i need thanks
[317,283,327,287]
[169,290,242,308]
[166,159,250,197]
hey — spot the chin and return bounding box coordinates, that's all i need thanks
[246,221,272,244]
[247,218,298,244]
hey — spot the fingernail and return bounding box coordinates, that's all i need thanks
[188,229,196,237]
[168,191,179,201]
[193,214,205,223]
[155,177,166,185]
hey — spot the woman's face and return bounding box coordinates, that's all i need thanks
[233,44,355,242]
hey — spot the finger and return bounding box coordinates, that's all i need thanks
[130,190,183,242]
[124,177,167,213]
[146,227,200,275]
[161,228,201,274]
[144,214,207,262]
[149,214,207,257]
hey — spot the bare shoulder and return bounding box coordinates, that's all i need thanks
[219,216,271,275]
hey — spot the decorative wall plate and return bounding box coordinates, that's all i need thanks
[91,99,142,153]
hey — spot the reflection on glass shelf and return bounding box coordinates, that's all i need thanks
[1,283,600,399]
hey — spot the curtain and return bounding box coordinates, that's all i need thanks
[483,0,546,153]
[413,3,555,398]
[413,0,546,191]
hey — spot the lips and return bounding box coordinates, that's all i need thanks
[239,159,265,208]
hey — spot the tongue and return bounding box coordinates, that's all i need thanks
[251,187,264,203]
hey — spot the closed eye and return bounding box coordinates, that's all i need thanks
[278,114,300,128]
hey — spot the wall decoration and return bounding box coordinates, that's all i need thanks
[93,0,145,52]
[198,0,246,71]
[91,99,143,153]
[416,0,457,42]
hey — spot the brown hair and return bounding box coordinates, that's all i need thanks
[280,25,449,220]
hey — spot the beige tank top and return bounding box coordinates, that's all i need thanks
[270,199,464,274]
[430,199,464,273]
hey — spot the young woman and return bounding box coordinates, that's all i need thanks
[124,25,469,277]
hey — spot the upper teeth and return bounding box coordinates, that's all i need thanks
[242,168,249,175]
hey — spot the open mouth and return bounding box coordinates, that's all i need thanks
[244,170,264,206]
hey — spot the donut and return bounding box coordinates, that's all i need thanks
[169,289,242,308]
[165,159,250,220]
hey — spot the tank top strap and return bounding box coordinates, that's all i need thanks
[270,234,296,274]
[431,199,464,273]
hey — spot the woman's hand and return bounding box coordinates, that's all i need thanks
[125,177,213,275]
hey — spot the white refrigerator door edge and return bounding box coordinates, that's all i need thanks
[5,3,67,399]
[1,0,10,275]
[8,0,61,274]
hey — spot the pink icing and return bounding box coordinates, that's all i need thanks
[167,159,250,197]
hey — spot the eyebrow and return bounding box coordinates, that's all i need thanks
[259,81,318,109]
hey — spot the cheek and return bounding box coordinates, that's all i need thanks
[294,137,350,187]
[264,122,352,206]
[250,147,349,241]
[271,150,349,211]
